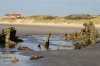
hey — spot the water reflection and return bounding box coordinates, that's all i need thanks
[0,35,74,66]
[0,51,29,66]
[20,35,74,51]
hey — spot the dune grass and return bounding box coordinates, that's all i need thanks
[0,14,100,24]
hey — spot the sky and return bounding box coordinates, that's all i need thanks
[0,0,100,16]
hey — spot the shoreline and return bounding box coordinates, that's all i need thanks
[19,42,100,66]
[0,22,100,37]
[0,23,100,66]
[0,22,100,27]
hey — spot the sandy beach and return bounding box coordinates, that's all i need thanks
[1,22,100,27]
[0,0,100,65]
[0,23,83,37]
[0,23,100,66]
[0,23,100,36]
[19,43,100,66]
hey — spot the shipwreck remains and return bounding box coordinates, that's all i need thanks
[0,27,23,48]
[38,33,51,50]
[44,33,51,47]
[62,22,100,49]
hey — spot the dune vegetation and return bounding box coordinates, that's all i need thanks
[0,14,100,24]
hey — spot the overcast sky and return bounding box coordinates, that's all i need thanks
[0,0,100,16]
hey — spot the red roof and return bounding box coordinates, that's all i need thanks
[5,14,21,17]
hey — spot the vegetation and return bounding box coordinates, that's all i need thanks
[0,18,16,22]
[0,14,100,24]
[64,14,93,20]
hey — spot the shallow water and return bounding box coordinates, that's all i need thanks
[0,52,31,66]
[20,35,74,51]
[0,35,74,66]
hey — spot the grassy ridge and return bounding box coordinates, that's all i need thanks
[0,14,100,24]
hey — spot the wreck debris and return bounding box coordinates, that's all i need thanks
[62,22,99,49]
[30,54,43,60]
[0,27,23,48]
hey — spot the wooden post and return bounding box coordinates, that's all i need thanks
[44,33,51,49]
[4,28,11,48]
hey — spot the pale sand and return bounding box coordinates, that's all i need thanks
[0,23,100,37]
[0,22,100,27]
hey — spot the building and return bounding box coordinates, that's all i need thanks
[4,13,21,18]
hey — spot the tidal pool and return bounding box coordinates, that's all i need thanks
[20,35,74,51]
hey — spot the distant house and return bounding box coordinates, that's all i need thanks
[4,13,21,18]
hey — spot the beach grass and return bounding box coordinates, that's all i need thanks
[0,14,100,25]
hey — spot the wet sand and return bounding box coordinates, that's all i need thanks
[0,24,100,66]
[20,43,100,66]
[0,24,100,37]
[0,24,82,36]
